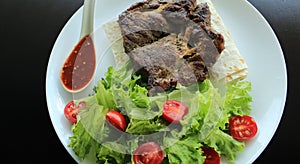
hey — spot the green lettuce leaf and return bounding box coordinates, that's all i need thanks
[125,117,167,135]
[224,81,252,116]
[165,135,205,164]
[130,84,151,108]
[203,128,245,162]
[69,95,109,159]
[166,84,203,138]
[96,142,127,164]
[109,65,162,120]
[95,78,116,110]
[198,80,250,161]
[197,87,223,140]
[68,122,95,159]
[100,66,114,89]
[161,81,223,140]
[160,80,249,163]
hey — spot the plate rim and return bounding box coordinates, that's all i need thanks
[46,0,288,163]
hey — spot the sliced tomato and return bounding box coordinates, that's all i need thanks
[133,142,164,164]
[64,101,86,124]
[106,110,127,131]
[202,147,220,164]
[229,115,258,140]
[162,100,188,123]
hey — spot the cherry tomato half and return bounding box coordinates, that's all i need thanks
[64,101,86,124]
[162,100,188,123]
[229,115,258,140]
[133,142,164,164]
[202,147,220,164]
[106,110,127,131]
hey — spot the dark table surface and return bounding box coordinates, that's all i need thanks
[1,0,299,163]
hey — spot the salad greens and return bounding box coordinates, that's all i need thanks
[68,61,252,163]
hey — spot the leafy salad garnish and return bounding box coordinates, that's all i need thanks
[65,61,254,164]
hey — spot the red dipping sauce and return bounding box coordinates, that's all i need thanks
[60,34,96,92]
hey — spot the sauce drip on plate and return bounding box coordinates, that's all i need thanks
[60,34,96,92]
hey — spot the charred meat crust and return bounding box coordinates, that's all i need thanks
[117,0,224,93]
[128,34,209,92]
[118,11,170,53]
[119,0,224,52]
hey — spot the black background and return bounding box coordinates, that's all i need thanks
[1,0,299,163]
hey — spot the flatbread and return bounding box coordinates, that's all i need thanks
[199,0,248,83]
[102,0,248,83]
[102,21,129,67]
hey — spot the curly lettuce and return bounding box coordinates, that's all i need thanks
[67,63,253,163]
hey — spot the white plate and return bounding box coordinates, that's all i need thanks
[46,0,287,163]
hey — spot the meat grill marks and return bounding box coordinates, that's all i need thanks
[118,10,170,53]
[129,34,209,94]
[117,0,225,93]
[118,0,224,53]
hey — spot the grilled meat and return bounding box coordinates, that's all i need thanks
[117,0,224,93]
[118,10,170,53]
[129,34,209,92]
